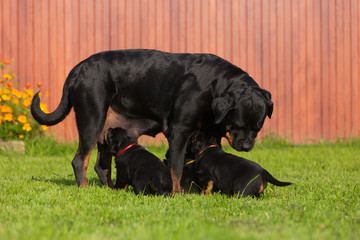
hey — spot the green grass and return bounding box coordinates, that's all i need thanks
[0,138,359,240]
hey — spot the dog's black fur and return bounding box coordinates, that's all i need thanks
[186,131,292,197]
[163,153,201,194]
[30,49,273,193]
[106,127,172,195]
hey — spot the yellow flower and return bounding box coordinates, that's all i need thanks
[22,123,32,132]
[19,135,24,139]
[4,113,13,122]
[4,88,10,94]
[41,125,48,131]
[12,99,19,104]
[2,95,11,101]
[3,73,12,80]
[11,88,22,98]
[23,98,32,107]
[0,88,3,95]
[1,105,13,113]
[46,91,50,96]
[25,89,34,97]
[17,115,27,123]
[0,115,2,125]
[40,102,49,113]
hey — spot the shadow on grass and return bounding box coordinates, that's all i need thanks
[31,175,104,187]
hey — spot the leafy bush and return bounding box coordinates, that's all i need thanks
[0,60,49,140]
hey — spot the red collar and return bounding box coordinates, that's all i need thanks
[116,143,137,157]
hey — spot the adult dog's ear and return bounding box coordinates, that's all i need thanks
[251,86,273,119]
[267,101,273,119]
[260,89,273,119]
[212,95,234,124]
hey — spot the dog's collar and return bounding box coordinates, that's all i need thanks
[116,143,137,157]
[198,145,218,155]
[185,159,196,165]
[164,158,196,165]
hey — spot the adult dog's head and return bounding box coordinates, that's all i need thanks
[212,85,273,152]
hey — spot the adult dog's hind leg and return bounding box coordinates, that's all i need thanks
[72,131,98,187]
[71,74,115,187]
[73,117,110,187]
[72,151,92,187]
[71,100,110,187]
[94,142,114,188]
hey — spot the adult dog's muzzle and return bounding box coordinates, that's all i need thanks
[226,132,255,152]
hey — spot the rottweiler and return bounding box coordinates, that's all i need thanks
[163,150,201,194]
[106,127,172,195]
[186,131,292,197]
[31,49,273,193]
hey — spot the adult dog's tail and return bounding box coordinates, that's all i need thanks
[262,169,292,186]
[31,72,74,126]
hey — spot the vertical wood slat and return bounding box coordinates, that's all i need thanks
[0,0,359,144]
[268,0,278,136]
[351,0,358,138]
[319,0,326,141]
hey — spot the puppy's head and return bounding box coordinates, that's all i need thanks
[188,131,218,157]
[212,85,273,152]
[105,127,137,155]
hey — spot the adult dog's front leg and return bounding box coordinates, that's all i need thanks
[168,131,192,194]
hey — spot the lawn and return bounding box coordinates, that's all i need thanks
[0,138,359,240]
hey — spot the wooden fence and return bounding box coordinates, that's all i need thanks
[1,0,359,144]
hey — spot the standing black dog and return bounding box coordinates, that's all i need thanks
[186,131,292,197]
[30,49,273,193]
[106,127,172,195]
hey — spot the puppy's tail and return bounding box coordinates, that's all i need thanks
[31,71,74,126]
[261,169,292,187]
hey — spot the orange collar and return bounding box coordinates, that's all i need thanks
[198,145,218,155]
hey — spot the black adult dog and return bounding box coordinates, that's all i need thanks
[186,131,292,197]
[30,49,273,193]
[106,127,172,195]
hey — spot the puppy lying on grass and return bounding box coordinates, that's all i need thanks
[106,127,172,195]
[184,131,292,197]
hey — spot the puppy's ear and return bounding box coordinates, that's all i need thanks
[212,95,234,124]
[107,128,128,155]
[209,135,218,145]
[109,141,122,155]
[185,131,200,159]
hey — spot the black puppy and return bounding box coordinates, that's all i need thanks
[187,132,292,197]
[106,127,172,195]
[31,49,273,193]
